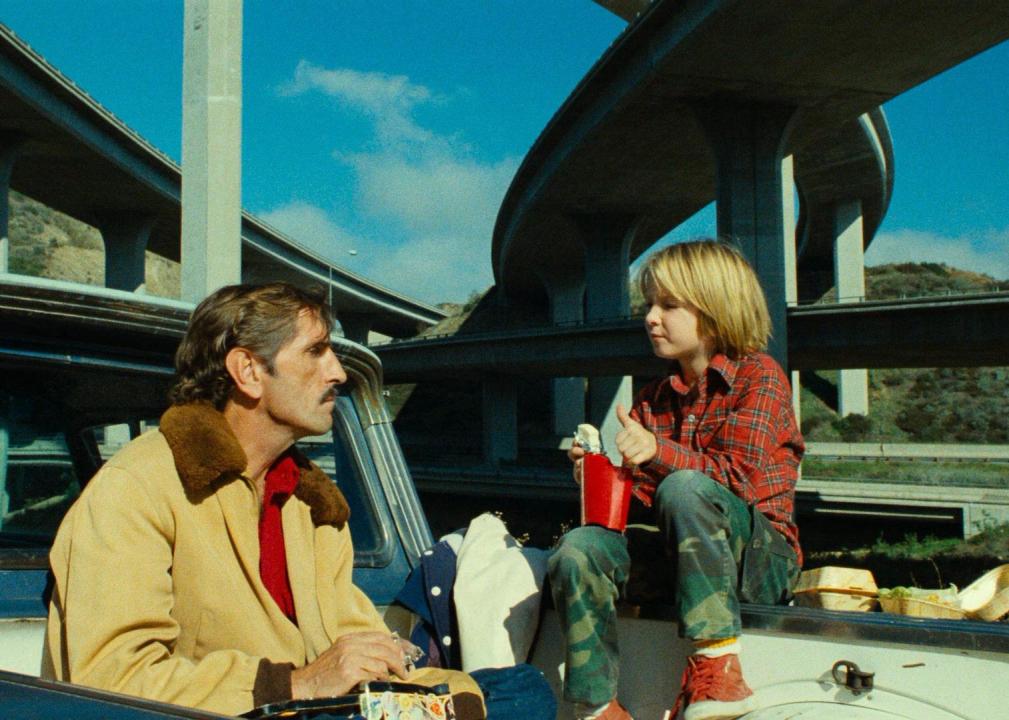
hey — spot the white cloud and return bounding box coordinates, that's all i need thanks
[258,201,363,260]
[259,199,495,304]
[279,60,437,148]
[274,60,520,303]
[369,232,495,303]
[348,152,517,236]
[866,227,1009,279]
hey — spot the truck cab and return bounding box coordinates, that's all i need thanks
[1,276,1007,719]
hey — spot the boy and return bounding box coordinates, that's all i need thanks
[548,240,803,720]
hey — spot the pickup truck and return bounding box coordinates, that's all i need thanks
[1,275,1006,719]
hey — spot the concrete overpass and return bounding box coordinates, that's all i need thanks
[0,24,444,340]
[377,292,1009,381]
[493,1,1004,319]
[384,1,1008,466]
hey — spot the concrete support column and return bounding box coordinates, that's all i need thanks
[182,0,242,303]
[781,154,802,430]
[96,213,156,292]
[0,133,25,274]
[579,214,636,462]
[339,313,373,345]
[834,200,869,416]
[482,374,517,467]
[552,280,589,435]
[695,102,795,368]
[540,270,587,435]
[579,214,634,321]
[0,414,8,531]
[587,376,632,464]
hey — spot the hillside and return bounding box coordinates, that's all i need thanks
[7,191,180,297]
[800,263,1007,444]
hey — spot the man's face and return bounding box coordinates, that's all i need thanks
[259,309,347,440]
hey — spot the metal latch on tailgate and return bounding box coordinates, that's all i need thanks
[832,660,875,694]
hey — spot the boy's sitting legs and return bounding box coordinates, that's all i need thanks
[548,472,796,719]
[654,471,755,720]
[547,525,631,719]
[653,470,752,639]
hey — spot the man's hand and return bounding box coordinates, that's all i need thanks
[291,631,409,700]
[615,404,658,465]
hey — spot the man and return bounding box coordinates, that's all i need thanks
[44,283,484,717]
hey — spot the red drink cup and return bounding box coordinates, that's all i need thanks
[581,453,634,532]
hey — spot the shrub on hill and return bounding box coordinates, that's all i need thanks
[6,191,179,296]
[867,262,1002,300]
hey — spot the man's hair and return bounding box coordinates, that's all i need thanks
[637,239,771,358]
[169,282,333,409]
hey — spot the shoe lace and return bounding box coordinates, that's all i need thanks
[668,655,721,718]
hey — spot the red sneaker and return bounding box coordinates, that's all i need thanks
[588,699,634,720]
[665,653,757,720]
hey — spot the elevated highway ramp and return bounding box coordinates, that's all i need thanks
[0,25,443,338]
[375,293,1009,381]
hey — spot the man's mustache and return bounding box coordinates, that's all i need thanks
[320,386,339,404]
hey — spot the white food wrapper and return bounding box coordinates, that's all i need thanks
[574,423,602,454]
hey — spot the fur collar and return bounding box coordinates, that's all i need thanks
[159,403,349,528]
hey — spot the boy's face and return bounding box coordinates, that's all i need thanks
[644,293,709,365]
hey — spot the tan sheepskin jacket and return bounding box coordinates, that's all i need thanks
[44,403,482,717]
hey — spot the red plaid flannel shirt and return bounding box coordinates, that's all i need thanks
[630,352,804,564]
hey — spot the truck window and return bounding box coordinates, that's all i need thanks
[297,393,394,568]
[0,389,82,564]
[0,373,394,571]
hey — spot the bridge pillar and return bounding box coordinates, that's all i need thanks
[482,374,517,467]
[781,154,803,430]
[540,269,586,435]
[96,213,156,292]
[0,411,8,531]
[0,133,25,274]
[181,0,243,303]
[553,376,586,437]
[339,312,373,345]
[834,200,869,417]
[695,102,795,368]
[579,214,635,462]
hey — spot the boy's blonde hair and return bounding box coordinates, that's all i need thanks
[637,239,771,358]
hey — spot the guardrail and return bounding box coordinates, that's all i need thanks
[806,442,1009,463]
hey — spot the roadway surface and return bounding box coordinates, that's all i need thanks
[0,25,443,337]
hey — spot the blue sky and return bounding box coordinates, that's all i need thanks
[1,2,1006,303]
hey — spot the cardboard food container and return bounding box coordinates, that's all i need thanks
[958,564,1009,621]
[580,453,633,532]
[878,595,966,620]
[878,585,965,619]
[792,566,878,612]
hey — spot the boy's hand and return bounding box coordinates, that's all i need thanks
[568,444,585,484]
[615,404,657,465]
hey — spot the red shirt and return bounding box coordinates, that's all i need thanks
[630,352,804,564]
[259,454,299,623]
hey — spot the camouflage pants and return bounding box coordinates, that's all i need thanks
[547,470,799,705]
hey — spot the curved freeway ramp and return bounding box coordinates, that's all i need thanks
[493,0,1006,307]
[0,25,443,338]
